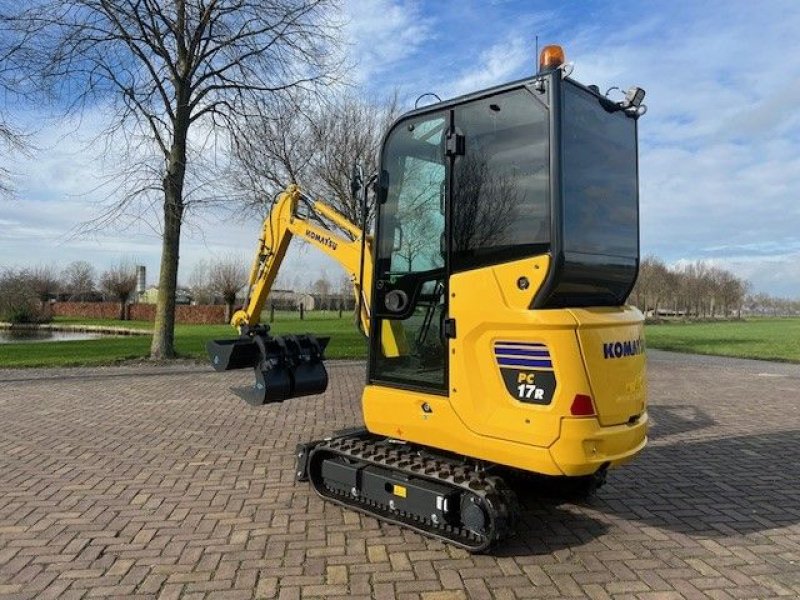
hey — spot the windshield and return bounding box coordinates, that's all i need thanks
[562,81,638,259]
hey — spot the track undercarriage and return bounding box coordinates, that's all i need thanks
[296,428,519,553]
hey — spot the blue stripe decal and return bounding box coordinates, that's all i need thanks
[494,348,550,357]
[497,357,553,369]
[495,341,547,348]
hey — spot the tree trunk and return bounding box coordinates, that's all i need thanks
[150,112,188,359]
[150,200,182,358]
[225,301,233,324]
[118,300,125,321]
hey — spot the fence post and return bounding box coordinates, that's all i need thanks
[270,303,275,323]
[300,303,304,320]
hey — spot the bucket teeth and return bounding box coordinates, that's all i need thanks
[207,331,330,405]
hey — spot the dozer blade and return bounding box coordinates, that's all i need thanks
[207,328,330,406]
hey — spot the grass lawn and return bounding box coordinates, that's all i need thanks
[0,311,367,368]
[644,317,800,363]
[3,312,798,368]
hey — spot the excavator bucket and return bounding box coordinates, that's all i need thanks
[207,337,262,372]
[207,327,330,406]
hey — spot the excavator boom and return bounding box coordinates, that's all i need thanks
[207,184,403,405]
[233,184,372,333]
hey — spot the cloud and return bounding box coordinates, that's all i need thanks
[0,107,340,288]
[342,0,433,84]
[449,36,531,97]
[2,1,800,298]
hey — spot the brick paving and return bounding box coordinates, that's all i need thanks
[0,351,798,599]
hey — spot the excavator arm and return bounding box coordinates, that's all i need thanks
[232,184,373,336]
[207,184,403,406]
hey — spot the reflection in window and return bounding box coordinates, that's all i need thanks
[452,89,549,271]
[393,156,445,273]
[379,116,446,275]
[562,83,638,258]
[375,113,447,390]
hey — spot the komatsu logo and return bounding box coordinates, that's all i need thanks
[603,338,645,359]
[305,229,337,250]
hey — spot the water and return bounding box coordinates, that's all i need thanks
[0,330,109,344]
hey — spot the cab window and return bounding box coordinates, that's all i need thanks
[451,89,550,271]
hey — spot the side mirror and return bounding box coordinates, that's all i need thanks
[350,163,364,199]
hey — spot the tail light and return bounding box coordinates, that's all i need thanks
[570,394,595,416]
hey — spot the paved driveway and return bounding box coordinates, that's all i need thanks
[0,352,798,599]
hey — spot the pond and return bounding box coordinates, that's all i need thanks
[0,330,111,344]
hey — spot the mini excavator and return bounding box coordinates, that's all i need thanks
[208,45,649,552]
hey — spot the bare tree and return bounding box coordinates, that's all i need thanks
[394,199,441,272]
[311,269,333,308]
[233,90,400,229]
[28,265,61,309]
[2,0,341,357]
[101,261,138,320]
[0,117,27,198]
[0,268,43,323]
[208,257,246,322]
[61,260,96,301]
[309,92,401,227]
[632,256,673,316]
[229,93,317,203]
[633,257,751,321]
[187,259,213,305]
[451,153,519,260]
[312,271,332,296]
[0,32,30,197]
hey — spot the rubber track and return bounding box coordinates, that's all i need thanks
[307,434,519,553]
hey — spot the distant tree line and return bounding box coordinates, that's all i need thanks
[743,293,800,317]
[1,255,357,326]
[632,257,754,319]
[0,260,137,323]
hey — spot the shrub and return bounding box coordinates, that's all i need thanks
[0,269,52,323]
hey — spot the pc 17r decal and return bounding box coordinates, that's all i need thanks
[494,342,557,405]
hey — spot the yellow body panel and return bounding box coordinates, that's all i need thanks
[362,254,649,477]
[551,412,648,475]
[569,307,647,426]
[362,384,563,475]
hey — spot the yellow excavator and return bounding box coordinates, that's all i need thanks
[208,45,648,552]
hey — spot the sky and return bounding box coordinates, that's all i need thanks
[2,0,800,297]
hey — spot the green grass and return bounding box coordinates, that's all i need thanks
[0,311,367,368]
[644,318,800,363]
[4,312,798,368]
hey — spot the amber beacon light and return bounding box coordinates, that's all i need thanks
[539,44,565,72]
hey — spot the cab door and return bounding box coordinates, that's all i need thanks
[370,111,449,393]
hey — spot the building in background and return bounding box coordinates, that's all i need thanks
[140,286,193,305]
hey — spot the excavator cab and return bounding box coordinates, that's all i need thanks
[368,68,642,394]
